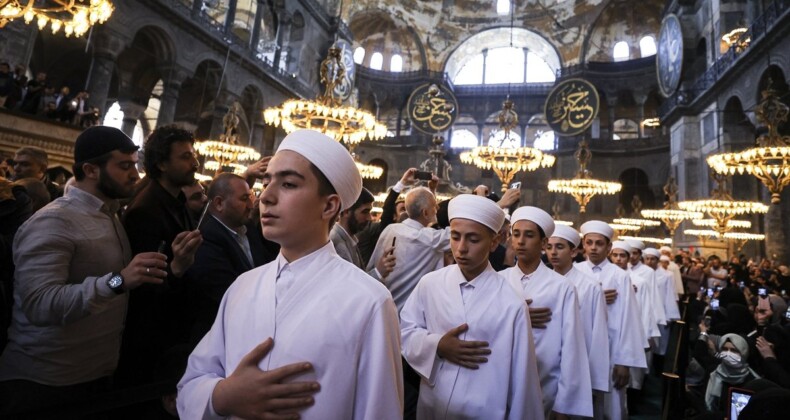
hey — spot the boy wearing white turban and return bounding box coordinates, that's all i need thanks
[548,225,610,418]
[178,130,403,419]
[609,241,633,270]
[400,194,544,420]
[643,250,681,358]
[575,221,647,420]
[501,207,593,418]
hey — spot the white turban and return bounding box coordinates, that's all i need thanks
[511,206,555,238]
[660,246,672,254]
[643,247,660,258]
[625,239,646,251]
[552,224,580,248]
[611,241,633,254]
[448,194,506,233]
[580,220,614,240]
[660,255,671,262]
[277,129,362,211]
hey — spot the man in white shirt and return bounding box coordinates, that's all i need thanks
[400,194,543,419]
[501,206,592,418]
[548,224,609,420]
[178,130,403,420]
[660,246,685,297]
[575,221,647,420]
[704,255,728,289]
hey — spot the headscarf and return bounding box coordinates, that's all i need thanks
[705,333,760,411]
[768,295,788,324]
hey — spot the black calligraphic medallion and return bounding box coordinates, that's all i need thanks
[333,39,356,102]
[407,83,458,134]
[657,14,683,98]
[544,78,599,137]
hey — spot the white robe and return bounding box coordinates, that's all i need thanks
[656,267,682,356]
[667,261,684,295]
[502,263,593,417]
[628,263,664,341]
[177,242,403,420]
[565,267,610,393]
[400,264,544,420]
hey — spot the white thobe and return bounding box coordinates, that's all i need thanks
[502,263,593,417]
[575,259,647,420]
[656,267,682,356]
[667,261,684,295]
[565,267,610,393]
[368,218,451,312]
[628,263,664,341]
[177,242,403,420]
[400,264,544,420]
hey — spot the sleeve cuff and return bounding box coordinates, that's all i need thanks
[392,181,405,193]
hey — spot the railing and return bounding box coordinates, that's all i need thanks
[453,83,554,97]
[659,0,790,117]
[559,56,656,78]
[356,66,450,84]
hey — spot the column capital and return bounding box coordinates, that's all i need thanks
[91,27,129,61]
[117,99,147,120]
[157,64,190,88]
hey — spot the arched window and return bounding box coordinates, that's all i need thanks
[488,129,521,148]
[639,36,657,57]
[533,130,556,150]
[353,46,365,65]
[450,129,478,148]
[613,41,630,61]
[496,0,511,15]
[390,54,403,72]
[103,102,145,147]
[613,119,639,140]
[370,52,383,70]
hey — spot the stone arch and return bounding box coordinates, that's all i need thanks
[239,84,264,146]
[582,0,664,63]
[618,168,655,212]
[174,59,226,136]
[348,9,426,72]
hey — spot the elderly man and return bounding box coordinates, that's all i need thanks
[0,127,166,416]
[178,129,403,419]
[12,146,61,201]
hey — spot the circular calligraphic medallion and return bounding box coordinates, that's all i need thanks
[657,14,684,97]
[407,83,459,135]
[544,78,600,137]
[333,39,356,101]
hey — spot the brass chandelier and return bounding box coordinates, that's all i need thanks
[683,229,765,253]
[707,82,790,204]
[547,138,621,212]
[195,103,261,176]
[461,98,555,193]
[678,172,768,235]
[263,45,387,144]
[0,0,114,37]
[641,177,704,236]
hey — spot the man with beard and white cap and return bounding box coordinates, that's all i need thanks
[660,246,684,297]
[178,130,403,419]
[609,241,633,271]
[501,206,592,419]
[645,250,681,359]
[400,194,543,419]
[547,224,609,420]
[575,221,646,420]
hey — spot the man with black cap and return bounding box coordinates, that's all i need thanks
[0,126,170,415]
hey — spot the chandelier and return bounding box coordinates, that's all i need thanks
[195,103,261,175]
[641,176,704,236]
[353,157,383,179]
[692,218,752,229]
[678,172,768,235]
[618,235,673,245]
[683,229,765,253]
[721,27,750,53]
[548,138,621,212]
[0,0,114,37]
[707,82,790,204]
[263,45,387,144]
[613,218,661,228]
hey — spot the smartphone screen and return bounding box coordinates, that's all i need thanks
[711,299,720,310]
[758,288,767,296]
[511,181,521,189]
[707,289,714,298]
[785,307,790,320]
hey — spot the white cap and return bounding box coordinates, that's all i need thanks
[512,206,555,237]
[551,224,580,248]
[611,241,633,254]
[625,239,646,251]
[277,129,362,211]
[643,247,661,258]
[660,255,671,262]
[448,194,506,233]
[580,220,614,240]
[660,246,672,254]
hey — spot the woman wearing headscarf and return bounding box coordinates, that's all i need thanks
[705,334,760,412]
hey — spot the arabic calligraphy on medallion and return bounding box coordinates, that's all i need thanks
[407,83,458,134]
[544,78,599,136]
[657,14,683,98]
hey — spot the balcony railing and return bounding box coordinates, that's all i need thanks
[356,66,450,85]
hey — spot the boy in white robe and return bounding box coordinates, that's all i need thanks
[648,254,682,357]
[177,130,403,419]
[575,221,647,420]
[549,225,610,419]
[501,207,593,419]
[400,194,543,420]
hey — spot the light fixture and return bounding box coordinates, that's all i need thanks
[707,82,790,204]
[612,218,662,228]
[555,220,574,226]
[721,27,750,53]
[354,159,384,179]
[618,235,673,245]
[642,117,660,128]
[263,45,387,144]
[461,145,555,193]
[692,218,752,229]
[548,138,621,212]
[678,172,768,235]
[641,176,705,237]
[0,0,114,37]
[195,103,261,176]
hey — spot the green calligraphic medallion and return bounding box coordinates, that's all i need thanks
[544,78,600,137]
[407,83,459,134]
[657,14,684,98]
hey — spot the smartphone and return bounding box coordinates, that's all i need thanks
[716,286,723,292]
[510,181,521,189]
[707,289,714,298]
[414,171,433,181]
[711,299,720,310]
[758,287,767,297]
[785,307,790,320]
[739,281,745,289]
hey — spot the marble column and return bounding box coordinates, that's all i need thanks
[606,95,617,141]
[250,121,266,151]
[0,21,37,70]
[249,0,265,50]
[634,92,648,138]
[224,0,238,35]
[481,49,488,84]
[118,100,146,139]
[156,66,189,127]
[86,29,127,119]
[273,12,291,69]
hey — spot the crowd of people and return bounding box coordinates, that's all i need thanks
[0,62,100,127]
[0,124,789,420]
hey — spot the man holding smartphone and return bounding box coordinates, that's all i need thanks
[704,255,728,289]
